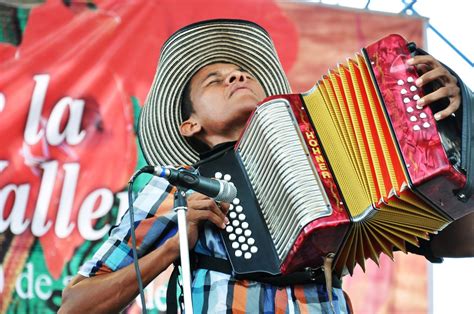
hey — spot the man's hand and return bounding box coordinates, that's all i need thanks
[407,55,461,120]
[175,192,230,249]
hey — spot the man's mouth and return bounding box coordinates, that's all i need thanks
[230,86,252,98]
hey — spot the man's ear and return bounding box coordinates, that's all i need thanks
[179,118,202,138]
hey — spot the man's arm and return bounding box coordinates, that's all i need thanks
[59,192,229,313]
[59,236,180,314]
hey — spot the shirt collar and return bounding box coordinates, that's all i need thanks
[199,141,236,161]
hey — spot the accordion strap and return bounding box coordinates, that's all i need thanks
[195,253,342,288]
[456,76,473,201]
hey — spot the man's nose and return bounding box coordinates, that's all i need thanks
[226,70,247,85]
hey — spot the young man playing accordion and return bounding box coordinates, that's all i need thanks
[60,19,473,313]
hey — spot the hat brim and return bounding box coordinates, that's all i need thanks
[139,19,291,166]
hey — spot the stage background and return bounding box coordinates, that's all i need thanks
[0,0,434,312]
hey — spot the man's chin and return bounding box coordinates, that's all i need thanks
[233,94,262,108]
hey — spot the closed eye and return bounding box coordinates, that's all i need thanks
[206,79,221,86]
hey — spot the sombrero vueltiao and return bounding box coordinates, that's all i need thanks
[138,19,291,166]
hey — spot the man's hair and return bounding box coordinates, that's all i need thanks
[180,81,211,155]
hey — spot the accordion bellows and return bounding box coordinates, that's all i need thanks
[198,34,472,276]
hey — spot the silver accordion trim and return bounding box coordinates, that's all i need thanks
[237,99,333,262]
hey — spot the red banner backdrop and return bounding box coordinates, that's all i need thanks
[0,1,427,312]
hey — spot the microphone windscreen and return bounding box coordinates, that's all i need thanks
[215,181,237,203]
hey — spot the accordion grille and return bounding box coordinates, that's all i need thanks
[237,99,332,262]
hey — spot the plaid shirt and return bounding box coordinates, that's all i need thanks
[79,177,350,313]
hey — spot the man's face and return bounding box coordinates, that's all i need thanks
[185,63,266,145]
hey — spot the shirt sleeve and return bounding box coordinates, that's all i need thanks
[78,176,178,277]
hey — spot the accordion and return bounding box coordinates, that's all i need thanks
[198,34,473,276]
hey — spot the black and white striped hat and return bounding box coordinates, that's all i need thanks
[138,19,291,166]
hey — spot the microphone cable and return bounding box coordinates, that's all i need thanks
[127,166,151,314]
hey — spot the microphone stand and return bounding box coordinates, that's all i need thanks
[173,186,194,313]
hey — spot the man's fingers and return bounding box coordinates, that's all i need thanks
[433,105,460,121]
[187,192,212,201]
[417,84,460,106]
[407,55,439,68]
[407,55,461,121]
[188,198,229,228]
[416,85,461,120]
[188,208,227,229]
[415,67,454,87]
[414,63,431,74]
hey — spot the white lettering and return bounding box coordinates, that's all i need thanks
[155,283,168,311]
[0,160,8,172]
[35,274,52,300]
[23,74,86,146]
[24,74,50,145]
[0,184,30,234]
[0,92,5,112]
[46,97,86,146]
[15,263,33,299]
[135,285,155,310]
[55,163,79,238]
[62,275,73,287]
[115,191,129,225]
[31,161,57,237]
[78,189,114,240]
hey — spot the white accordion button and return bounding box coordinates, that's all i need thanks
[241,222,249,229]
[238,236,246,243]
[244,229,252,237]
[235,227,243,235]
[238,213,246,221]
[248,237,255,245]
[236,205,243,213]
[226,225,233,233]
[232,198,240,205]
[229,204,234,210]
[235,250,242,257]
[224,174,232,181]
[407,76,414,83]
[416,104,423,110]
[407,106,414,113]
[413,125,421,131]
[232,242,239,249]
[400,88,407,94]
[229,233,236,241]
[229,212,237,219]
[244,252,252,259]
[413,94,420,101]
[241,243,249,251]
[419,112,427,119]
[214,172,223,179]
[410,116,417,122]
[403,97,410,104]
[250,246,258,253]
[397,79,404,85]
[423,122,431,128]
[232,220,240,227]
[410,85,417,91]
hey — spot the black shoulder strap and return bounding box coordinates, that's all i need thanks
[166,260,182,314]
[455,75,473,201]
[194,253,342,288]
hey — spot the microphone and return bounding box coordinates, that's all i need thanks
[141,166,237,203]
